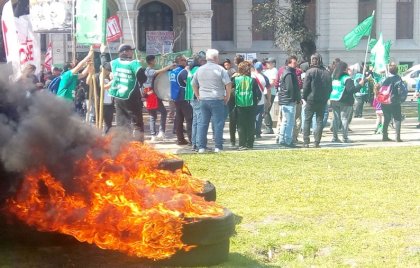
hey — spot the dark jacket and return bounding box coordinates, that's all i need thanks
[331,75,362,106]
[381,74,403,105]
[278,66,300,105]
[303,66,332,105]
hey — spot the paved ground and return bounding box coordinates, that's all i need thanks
[143,98,420,154]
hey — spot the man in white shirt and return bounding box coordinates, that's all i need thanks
[262,57,278,134]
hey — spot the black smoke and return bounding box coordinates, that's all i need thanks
[0,76,104,200]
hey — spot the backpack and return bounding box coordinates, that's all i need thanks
[47,76,61,94]
[136,67,147,88]
[377,84,392,104]
[395,80,408,103]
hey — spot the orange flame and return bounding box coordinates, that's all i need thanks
[7,141,223,260]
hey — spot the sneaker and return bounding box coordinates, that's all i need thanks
[284,143,297,148]
[396,138,403,142]
[331,138,342,143]
[150,136,157,142]
[279,141,286,147]
[156,131,165,140]
[262,128,274,134]
[198,148,205,154]
[177,139,189,145]
[314,143,321,148]
[238,146,247,151]
[214,148,222,153]
[191,145,198,152]
[255,135,262,139]
[343,138,352,143]
[382,137,393,142]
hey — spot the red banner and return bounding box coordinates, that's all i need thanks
[106,16,122,42]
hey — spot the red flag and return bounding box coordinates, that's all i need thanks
[44,42,52,72]
[106,16,122,42]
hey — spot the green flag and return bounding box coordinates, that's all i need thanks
[75,0,107,44]
[384,40,392,64]
[343,13,374,50]
[370,33,386,73]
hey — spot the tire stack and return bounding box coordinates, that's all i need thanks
[155,159,236,266]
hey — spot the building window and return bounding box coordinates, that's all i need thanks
[252,0,274,41]
[396,0,413,39]
[138,2,173,51]
[212,0,233,41]
[304,0,316,34]
[358,0,376,38]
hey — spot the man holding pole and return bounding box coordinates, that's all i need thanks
[102,44,145,141]
[56,51,93,102]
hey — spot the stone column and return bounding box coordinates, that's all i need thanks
[235,0,252,50]
[187,10,213,53]
[117,10,139,46]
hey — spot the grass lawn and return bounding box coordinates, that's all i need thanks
[181,146,420,267]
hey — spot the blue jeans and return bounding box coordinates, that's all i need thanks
[255,104,265,137]
[191,99,201,148]
[278,103,296,145]
[198,99,225,150]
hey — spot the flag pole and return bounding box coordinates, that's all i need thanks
[98,0,107,132]
[362,10,375,80]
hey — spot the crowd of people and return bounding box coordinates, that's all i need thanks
[16,45,420,152]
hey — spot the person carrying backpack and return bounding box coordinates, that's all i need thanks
[380,63,405,142]
[56,51,93,102]
[232,61,262,150]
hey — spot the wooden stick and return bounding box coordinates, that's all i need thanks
[86,73,93,123]
[98,66,105,131]
[88,46,99,128]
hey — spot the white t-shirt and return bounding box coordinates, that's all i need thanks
[103,78,113,104]
[252,72,266,105]
[263,67,278,95]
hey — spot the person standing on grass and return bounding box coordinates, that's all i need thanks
[262,57,278,134]
[380,63,404,142]
[232,61,261,150]
[277,56,301,148]
[302,53,332,148]
[143,55,174,142]
[330,61,365,144]
[193,49,232,153]
[171,55,193,145]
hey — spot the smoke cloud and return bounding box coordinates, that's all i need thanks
[0,77,105,198]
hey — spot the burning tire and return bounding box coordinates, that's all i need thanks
[158,159,217,202]
[153,208,236,266]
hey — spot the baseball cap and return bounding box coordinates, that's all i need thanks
[254,62,263,71]
[118,44,135,53]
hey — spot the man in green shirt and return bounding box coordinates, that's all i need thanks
[56,50,93,101]
[101,44,145,141]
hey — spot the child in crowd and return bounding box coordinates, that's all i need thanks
[372,83,383,134]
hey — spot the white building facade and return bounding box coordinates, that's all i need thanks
[52,0,420,67]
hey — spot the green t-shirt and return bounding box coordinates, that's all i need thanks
[185,66,199,101]
[56,70,78,101]
[109,58,141,100]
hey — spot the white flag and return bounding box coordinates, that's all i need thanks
[1,0,20,77]
[1,1,41,79]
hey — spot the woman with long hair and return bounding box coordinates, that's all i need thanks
[330,61,365,143]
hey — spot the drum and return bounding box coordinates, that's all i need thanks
[154,71,171,101]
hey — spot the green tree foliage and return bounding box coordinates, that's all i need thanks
[252,0,316,61]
